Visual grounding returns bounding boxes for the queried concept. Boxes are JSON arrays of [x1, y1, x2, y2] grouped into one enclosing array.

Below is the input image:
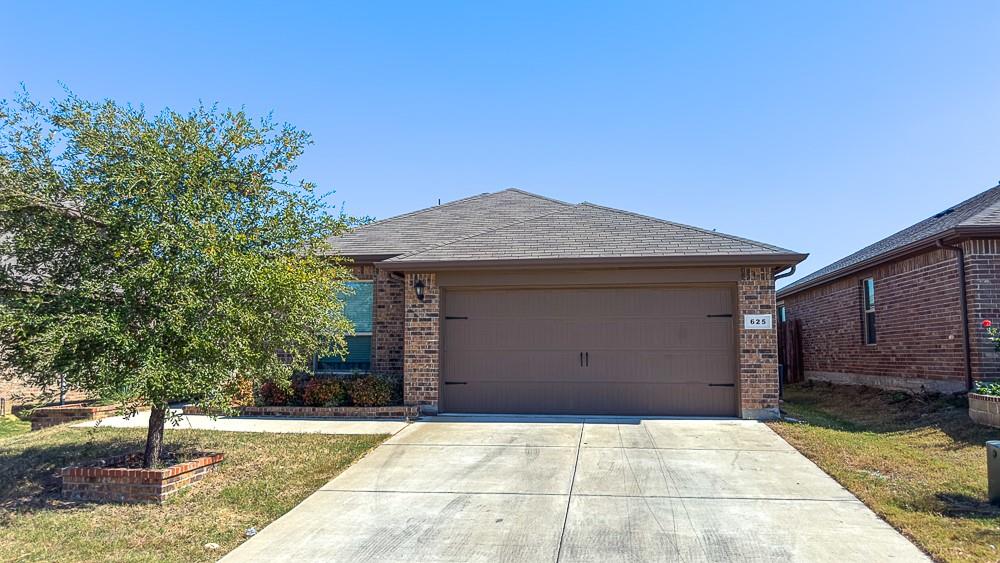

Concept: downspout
[[937, 239, 973, 391], [772, 265, 796, 400]]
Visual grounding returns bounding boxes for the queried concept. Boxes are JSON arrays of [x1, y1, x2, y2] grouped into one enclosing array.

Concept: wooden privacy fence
[[778, 319, 804, 386]]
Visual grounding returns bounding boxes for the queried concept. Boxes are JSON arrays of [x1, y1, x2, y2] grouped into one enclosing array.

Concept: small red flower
[[984, 320, 993, 328]]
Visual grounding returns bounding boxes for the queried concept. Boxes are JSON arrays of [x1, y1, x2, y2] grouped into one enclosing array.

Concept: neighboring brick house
[[777, 184, 1000, 394], [326, 189, 804, 419], [0, 366, 84, 415]]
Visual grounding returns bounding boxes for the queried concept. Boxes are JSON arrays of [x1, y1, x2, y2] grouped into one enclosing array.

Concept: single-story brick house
[[777, 183, 1000, 394], [324, 189, 805, 419]]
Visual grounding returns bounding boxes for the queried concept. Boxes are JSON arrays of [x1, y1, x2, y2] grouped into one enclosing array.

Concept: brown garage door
[[441, 286, 737, 416]]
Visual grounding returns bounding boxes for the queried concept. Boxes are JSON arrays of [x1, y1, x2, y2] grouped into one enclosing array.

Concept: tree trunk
[[143, 405, 167, 468]]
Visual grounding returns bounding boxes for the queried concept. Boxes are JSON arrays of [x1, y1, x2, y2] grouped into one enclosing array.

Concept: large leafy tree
[[0, 91, 354, 467]]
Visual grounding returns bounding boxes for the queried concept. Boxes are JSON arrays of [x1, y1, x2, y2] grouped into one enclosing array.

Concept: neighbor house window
[[316, 281, 373, 372], [861, 278, 876, 345]]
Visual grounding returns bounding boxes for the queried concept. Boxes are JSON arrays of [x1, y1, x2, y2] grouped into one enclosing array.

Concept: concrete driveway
[[222, 417, 928, 562]]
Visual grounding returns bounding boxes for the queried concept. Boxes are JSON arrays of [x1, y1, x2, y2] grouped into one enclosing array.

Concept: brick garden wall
[[738, 267, 779, 419], [403, 273, 439, 412], [779, 247, 967, 393]]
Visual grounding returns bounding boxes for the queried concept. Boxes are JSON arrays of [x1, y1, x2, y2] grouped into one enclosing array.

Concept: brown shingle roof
[[779, 183, 1000, 297], [384, 202, 797, 265], [329, 188, 804, 267], [324, 189, 570, 257]]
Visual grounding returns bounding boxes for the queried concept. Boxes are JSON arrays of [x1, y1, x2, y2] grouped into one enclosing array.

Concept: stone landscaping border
[[30, 403, 122, 431], [62, 452, 224, 503], [969, 393, 1000, 428], [181, 404, 418, 419]]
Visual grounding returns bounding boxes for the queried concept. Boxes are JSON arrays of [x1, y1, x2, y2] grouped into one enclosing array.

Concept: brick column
[[738, 267, 780, 419], [403, 273, 440, 413], [963, 239, 1000, 382], [373, 269, 405, 376]]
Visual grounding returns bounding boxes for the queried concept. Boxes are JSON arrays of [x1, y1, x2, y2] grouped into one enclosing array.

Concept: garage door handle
[[580, 352, 584, 367], [445, 316, 468, 320], [708, 383, 735, 387], [585, 352, 589, 367], [444, 381, 467, 385], [707, 314, 733, 318]]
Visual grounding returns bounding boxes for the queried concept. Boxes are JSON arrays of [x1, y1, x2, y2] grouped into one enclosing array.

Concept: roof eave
[[376, 253, 808, 272], [332, 253, 402, 263], [777, 226, 1000, 298]]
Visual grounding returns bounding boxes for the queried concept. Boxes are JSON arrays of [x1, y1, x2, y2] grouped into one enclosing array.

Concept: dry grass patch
[[770, 382, 1000, 562], [0, 424, 387, 562]]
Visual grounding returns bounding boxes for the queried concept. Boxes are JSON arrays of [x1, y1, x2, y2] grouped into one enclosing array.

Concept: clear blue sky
[[4, 2, 999, 286]]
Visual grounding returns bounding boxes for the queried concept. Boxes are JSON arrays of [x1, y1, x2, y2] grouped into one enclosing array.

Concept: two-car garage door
[[440, 286, 737, 416]]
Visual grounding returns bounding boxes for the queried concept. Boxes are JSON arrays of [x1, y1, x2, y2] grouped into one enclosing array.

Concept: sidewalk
[[75, 409, 409, 435]]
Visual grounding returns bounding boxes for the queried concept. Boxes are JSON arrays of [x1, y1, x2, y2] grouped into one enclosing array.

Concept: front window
[[316, 280, 373, 372], [777, 305, 787, 323], [861, 278, 876, 345]]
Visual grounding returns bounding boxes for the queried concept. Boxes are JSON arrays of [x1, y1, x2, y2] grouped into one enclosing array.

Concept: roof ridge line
[[577, 202, 792, 253], [958, 183, 1000, 225], [347, 191, 497, 230], [502, 188, 575, 207], [386, 205, 581, 261]]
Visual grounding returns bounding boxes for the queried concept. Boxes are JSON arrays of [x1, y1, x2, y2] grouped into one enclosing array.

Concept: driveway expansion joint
[[554, 422, 585, 563]]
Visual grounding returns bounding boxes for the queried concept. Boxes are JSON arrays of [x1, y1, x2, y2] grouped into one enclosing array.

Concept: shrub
[[303, 378, 347, 407], [226, 378, 255, 407], [258, 381, 290, 406], [289, 375, 311, 406], [348, 375, 395, 407], [974, 381, 1000, 397]]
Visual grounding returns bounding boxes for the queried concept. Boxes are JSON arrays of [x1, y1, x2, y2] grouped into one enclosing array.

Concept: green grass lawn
[[0, 423, 387, 562], [0, 416, 30, 440], [770, 382, 1000, 563]]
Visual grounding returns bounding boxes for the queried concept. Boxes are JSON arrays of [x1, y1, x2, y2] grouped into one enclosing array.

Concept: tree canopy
[[0, 91, 355, 466]]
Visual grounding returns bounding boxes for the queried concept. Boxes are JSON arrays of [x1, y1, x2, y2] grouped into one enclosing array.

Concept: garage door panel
[[445, 349, 734, 384], [449, 318, 734, 351], [444, 381, 735, 417], [442, 286, 737, 416]]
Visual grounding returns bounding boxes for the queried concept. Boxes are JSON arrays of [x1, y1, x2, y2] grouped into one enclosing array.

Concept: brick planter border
[[30, 403, 121, 431], [969, 393, 1000, 428], [62, 452, 224, 503], [181, 404, 417, 419]]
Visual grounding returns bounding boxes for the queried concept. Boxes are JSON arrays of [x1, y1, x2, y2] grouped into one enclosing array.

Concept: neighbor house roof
[[328, 188, 805, 269], [779, 183, 1000, 298]]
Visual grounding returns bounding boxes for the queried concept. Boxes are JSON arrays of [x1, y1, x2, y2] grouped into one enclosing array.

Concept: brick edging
[[62, 452, 224, 503], [30, 403, 129, 431], [181, 404, 417, 419]]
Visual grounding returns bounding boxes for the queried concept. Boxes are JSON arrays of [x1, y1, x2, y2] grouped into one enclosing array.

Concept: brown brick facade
[[964, 239, 1000, 381], [1, 364, 87, 415], [373, 269, 404, 375], [738, 267, 780, 419], [778, 241, 1000, 393], [403, 273, 439, 412]]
